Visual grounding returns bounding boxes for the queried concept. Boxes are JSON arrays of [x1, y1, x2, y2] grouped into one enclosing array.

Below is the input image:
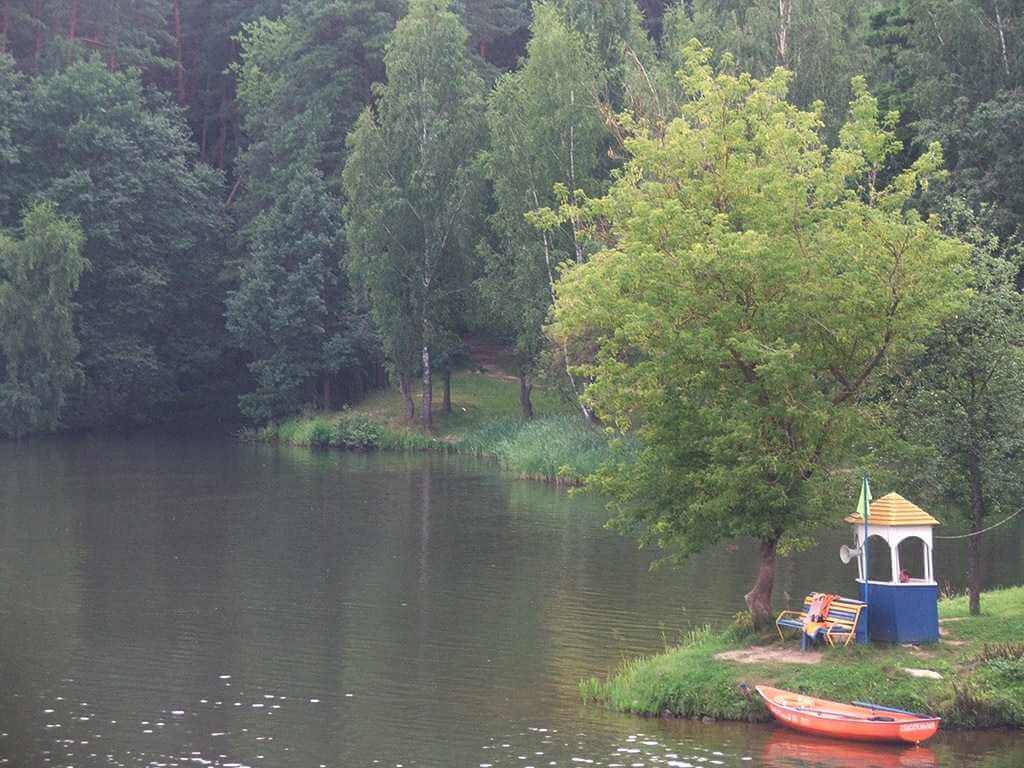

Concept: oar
[[851, 701, 930, 718], [789, 705, 895, 723]]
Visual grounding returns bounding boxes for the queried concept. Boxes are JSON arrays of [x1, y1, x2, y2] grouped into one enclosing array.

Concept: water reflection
[[0, 435, 1020, 767], [760, 731, 938, 767]]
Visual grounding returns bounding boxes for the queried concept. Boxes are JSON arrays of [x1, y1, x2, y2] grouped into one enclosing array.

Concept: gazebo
[[844, 492, 940, 643]]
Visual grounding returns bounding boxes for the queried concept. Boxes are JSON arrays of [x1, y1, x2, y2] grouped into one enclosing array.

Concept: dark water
[[0, 435, 1020, 768]]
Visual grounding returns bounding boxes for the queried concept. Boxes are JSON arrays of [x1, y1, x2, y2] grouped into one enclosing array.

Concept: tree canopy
[[892, 205, 1024, 615], [343, 0, 486, 424], [549, 44, 969, 626], [0, 201, 86, 437], [481, 2, 606, 417]]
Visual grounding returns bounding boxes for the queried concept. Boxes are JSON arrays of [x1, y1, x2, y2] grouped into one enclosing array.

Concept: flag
[[856, 476, 873, 519], [859, 475, 872, 642]]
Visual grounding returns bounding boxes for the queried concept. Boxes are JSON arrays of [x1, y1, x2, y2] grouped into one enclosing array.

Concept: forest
[[0, 0, 1017, 430], [2, 1, 1024, 617]]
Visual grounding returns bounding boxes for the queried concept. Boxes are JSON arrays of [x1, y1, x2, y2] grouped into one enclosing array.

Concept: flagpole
[[862, 475, 870, 642]]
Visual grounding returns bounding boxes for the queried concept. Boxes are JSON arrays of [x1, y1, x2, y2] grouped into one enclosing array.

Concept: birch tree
[[481, 2, 605, 418], [343, 0, 485, 425], [0, 201, 86, 437]]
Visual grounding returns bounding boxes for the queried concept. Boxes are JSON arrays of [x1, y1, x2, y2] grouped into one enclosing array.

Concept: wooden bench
[[776, 594, 866, 648]]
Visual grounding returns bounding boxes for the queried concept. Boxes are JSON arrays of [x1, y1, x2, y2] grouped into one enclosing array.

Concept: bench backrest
[[800, 594, 864, 630]]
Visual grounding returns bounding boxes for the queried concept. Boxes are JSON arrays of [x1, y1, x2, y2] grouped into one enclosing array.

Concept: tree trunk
[[519, 373, 534, 419], [33, 0, 44, 70], [322, 374, 332, 412], [1, 0, 9, 53], [172, 0, 186, 105], [777, 0, 793, 66], [442, 370, 451, 414], [421, 345, 433, 426], [399, 372, 415, 421], [967, 452, 985, 615], [68, 0, 79, 39], [745, 534, 781, 629]]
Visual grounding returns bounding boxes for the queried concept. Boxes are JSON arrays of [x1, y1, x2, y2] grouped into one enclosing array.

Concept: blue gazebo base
[[862, 582, 939, 643]]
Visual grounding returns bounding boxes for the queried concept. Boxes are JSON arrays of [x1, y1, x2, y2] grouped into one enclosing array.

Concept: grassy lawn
[[580, 586, 1024, 728], [350, 369, 575, 437]]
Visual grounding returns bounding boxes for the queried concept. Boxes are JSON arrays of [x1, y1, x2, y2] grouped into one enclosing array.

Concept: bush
[[333, 413, 385, 450]]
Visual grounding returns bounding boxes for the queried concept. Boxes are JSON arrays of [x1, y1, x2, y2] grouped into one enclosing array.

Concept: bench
[[776, 594, 866, 648]]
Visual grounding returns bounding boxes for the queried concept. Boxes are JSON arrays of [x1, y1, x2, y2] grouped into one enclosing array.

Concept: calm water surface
[[0, 435, 1020, 768]]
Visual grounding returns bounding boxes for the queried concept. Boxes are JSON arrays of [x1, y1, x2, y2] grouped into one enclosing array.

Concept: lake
[[0, 435, 1020, 767]]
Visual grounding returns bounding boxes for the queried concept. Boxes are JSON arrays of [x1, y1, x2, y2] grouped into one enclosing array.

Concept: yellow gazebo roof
[[844, 492, 940, 526]]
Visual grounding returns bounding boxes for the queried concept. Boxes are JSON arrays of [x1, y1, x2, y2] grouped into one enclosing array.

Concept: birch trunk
[[777, 0, 793, 66], [421, 344, 433, 426]]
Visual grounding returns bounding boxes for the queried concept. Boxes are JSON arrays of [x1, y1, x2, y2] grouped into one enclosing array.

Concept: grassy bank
[[580, 586, 1024, 729], [252, 369, 615, 483]]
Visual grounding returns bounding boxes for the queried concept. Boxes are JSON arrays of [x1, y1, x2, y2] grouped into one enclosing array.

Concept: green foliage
[[583, 586, 1024, 728], [552, 0, 652, 109], [332, 413, 386, 450], [228, 0, 399, 422], [253, 366, 612, 482], [0, 55, 25, 222], [0, 201, 86, 437], [480, 3, 606, 391], [890, 205, 1024, 611], [549, 44, 969, 622], [460, 414, 615, 482], [579, 628, 755, 719], [875, 1, 1024, 240], [5, 58, 227, 429], [261, 410, 436, 452], [344, 0, 487, 416], [667, 0, 877, 134]]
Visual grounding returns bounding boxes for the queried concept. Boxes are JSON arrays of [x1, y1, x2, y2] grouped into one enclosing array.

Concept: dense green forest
[[1, 0, 1020, 430], [3, 0, 1024, 615]]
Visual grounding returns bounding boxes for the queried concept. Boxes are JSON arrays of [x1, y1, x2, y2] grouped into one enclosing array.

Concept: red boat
[[756, 685, 941, 745]]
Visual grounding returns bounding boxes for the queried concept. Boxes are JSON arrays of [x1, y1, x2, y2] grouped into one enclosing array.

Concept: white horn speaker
[[839, 544, 862, 564]]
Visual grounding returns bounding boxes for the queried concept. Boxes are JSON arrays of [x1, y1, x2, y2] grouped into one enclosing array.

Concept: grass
[[252, 369, 615, 484], [580, 586, 1024, 728]]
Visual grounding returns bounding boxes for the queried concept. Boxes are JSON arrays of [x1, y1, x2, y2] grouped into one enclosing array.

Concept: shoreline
[[246, 370, 614, 486], [579, 586, 1024, 730]]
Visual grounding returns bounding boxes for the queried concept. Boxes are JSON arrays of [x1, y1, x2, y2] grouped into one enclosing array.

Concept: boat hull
[[756, 685, 940, 745]]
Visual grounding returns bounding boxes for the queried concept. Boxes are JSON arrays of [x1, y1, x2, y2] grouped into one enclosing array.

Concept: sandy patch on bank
[[714, 647, 822, 665]]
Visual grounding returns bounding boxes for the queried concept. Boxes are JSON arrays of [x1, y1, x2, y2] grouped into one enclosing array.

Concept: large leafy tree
[[0, 201, 86, 437], [344, 0, 486, 425], [548, 45, 969, 627], [481, 3, 605, 418], [892, 206, 1024, 615], [8, 58, 226, 428]]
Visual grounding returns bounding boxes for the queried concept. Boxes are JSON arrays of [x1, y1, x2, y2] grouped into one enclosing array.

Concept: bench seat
[[776, 594, 866, 648]]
